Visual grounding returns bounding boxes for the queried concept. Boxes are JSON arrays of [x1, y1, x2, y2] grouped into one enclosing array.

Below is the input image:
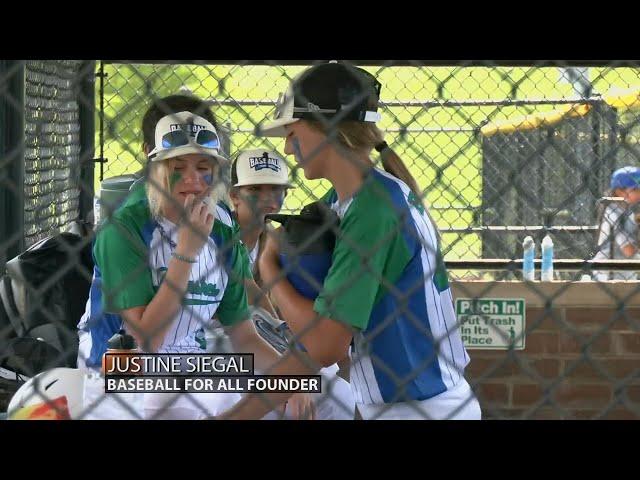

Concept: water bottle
[[102, 329, 139, 375], [541, 234, 554, 281], [93, 196, 101, 228], [522, 236, 535, 281]]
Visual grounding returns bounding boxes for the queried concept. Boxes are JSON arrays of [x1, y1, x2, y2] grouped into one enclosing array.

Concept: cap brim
[[264, 213, 324, 225], [257, 118, 300, 137], [148, 145, 229, 163], [234, 179, 294, 188], [264, 213, 296, 225]]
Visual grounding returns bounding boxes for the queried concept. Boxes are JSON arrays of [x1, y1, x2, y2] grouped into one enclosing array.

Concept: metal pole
[[99, 61, 105, 182], [446, 258, 640, 271], [0, 60, 25, 269], [78, 61, 96, 225]]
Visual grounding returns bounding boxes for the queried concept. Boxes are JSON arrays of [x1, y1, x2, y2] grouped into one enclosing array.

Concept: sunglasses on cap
[[160, 128, 221, 150], [274, 91, 289, 120]]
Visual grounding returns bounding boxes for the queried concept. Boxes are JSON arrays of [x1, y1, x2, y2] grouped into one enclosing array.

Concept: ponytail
[[375, 141, 421, 201], [375, 141, 441, 242], [307, 119, 441, 240]]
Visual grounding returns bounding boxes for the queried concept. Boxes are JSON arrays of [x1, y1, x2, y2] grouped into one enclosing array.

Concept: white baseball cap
[[232, 149, 292, 187], [147, 111, 228, 163], [257, 83, 300, 138]]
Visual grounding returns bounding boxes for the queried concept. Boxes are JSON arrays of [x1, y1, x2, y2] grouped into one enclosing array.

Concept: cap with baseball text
[[232, 149, 292, 187], [147, 111, 228, 163]]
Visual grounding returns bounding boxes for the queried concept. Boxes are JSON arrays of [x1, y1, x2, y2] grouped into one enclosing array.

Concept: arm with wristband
[[102, 194, 214, 352]]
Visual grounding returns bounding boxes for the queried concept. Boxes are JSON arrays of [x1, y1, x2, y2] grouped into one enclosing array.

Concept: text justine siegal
[[103, 354, 321, 393], [103, 353, 254, 375]]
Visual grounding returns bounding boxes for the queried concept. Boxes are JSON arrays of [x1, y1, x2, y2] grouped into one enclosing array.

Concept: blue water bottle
[[523, 236, 535, 281], [541, 234, 554, 281]]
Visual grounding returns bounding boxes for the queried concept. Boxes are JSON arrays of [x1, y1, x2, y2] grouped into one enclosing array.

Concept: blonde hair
[[308, 121, 423, 202], [308, 120, 442, 242], [145, 158, 226, 219]]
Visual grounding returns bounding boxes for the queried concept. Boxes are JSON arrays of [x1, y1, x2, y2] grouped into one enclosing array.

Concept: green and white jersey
[[77, 182, 249, 368], [314, 168, 470, 404]]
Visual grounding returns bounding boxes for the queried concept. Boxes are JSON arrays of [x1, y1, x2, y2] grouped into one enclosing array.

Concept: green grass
[[96, 64, 640, 260]]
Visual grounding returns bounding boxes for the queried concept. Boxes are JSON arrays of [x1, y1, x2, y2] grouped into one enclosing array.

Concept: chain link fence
[[1, 61, 640, 419]]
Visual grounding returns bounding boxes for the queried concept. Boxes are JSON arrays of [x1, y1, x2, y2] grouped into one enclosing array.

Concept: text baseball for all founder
[[105, 376, 322, 393], [102, 354, 322, 394]]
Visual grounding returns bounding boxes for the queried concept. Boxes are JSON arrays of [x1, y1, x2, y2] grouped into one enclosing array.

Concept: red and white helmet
[[8, 368, 85, 420]]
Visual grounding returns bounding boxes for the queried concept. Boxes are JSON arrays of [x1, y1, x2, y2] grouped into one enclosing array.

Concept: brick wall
[[454, 281, 640, 420], [2, 281, 639, 419]]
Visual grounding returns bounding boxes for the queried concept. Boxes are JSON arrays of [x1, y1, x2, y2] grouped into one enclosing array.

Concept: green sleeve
[[95, 218, 155, 312], [216, 241, 251, 326], [313, 206, 409, 331]]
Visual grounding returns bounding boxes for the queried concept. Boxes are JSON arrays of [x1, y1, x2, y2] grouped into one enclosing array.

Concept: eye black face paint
[[243, 192, 260, 208], [274, 191, 285, 211], [170, 172, 182, 191], [292, 137, 304, 164]]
